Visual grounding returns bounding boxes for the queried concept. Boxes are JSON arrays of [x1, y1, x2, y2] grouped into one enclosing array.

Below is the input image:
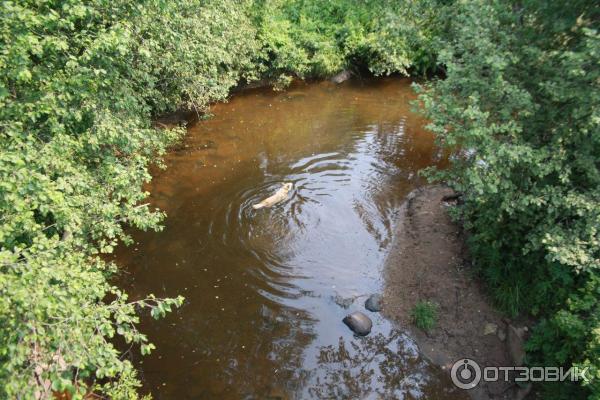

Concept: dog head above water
[[281, 182, 293, 192]]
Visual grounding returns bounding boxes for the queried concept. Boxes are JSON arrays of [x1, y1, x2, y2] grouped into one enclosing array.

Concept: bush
[[418, 1, 600, 397], [251, 0, 447, 83], [411, 300, 438, 332], [0, 0, 258, 397], [0, 0, 444, 397]]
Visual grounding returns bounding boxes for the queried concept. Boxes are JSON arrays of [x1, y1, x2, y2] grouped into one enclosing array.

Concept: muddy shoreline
[[153, 72, 354, 128], [383, 185, 532, 400]]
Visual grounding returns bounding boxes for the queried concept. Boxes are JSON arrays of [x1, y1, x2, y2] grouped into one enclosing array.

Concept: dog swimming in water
[[252, 183, 293, 209]]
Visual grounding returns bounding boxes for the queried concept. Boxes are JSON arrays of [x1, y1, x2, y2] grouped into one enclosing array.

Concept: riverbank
[[383, 186, 532, 400]]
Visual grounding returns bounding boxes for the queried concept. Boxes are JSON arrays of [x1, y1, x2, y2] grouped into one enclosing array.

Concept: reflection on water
[[114, 78, 465, 399]]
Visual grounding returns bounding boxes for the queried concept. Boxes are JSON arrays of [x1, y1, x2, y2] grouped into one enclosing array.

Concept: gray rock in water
[[331, 70, 351, 84], [343, 311, 372, 336], [332, 294, 354, 309], [364, 294, 383, 312]]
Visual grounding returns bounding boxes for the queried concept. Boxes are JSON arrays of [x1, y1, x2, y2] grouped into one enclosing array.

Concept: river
[[114, 77, 465, 399]]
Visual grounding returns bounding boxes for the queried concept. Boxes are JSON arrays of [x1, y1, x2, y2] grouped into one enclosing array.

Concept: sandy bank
[[383, 185, 531, 400]]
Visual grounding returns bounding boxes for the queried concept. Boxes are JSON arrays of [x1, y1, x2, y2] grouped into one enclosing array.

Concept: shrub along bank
[[5, 0, 597, 398], [0, 0, 440, 397], [251, 0, 444, 86], [418, 1, 599, 398]]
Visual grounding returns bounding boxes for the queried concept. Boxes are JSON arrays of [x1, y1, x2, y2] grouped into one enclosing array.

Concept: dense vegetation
[[2, 0, 598, 398], [253, 0, 443, 86], [0, 0, 439, 398], [419, 1, 599, 398]]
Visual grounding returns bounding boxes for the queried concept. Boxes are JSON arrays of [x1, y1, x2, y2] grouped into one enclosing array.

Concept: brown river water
[[114, 77, 465, 399]]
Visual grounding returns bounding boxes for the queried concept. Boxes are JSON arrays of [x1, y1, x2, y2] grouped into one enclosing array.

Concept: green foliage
[[251, 0, 447, 83], [411, 300, 438, 332], [418, 0, 599, 397], [0, 0, 259, 397], [0, 0, 462, 397]]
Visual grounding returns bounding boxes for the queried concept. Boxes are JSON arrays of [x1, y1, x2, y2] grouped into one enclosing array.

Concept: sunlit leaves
[[418, 1, 600, 397], [0, 0, 449, 397], [251, 0, 445, 82]]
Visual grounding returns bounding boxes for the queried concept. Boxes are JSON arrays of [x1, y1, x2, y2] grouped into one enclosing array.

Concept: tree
[[418, 1, 600, 397]]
